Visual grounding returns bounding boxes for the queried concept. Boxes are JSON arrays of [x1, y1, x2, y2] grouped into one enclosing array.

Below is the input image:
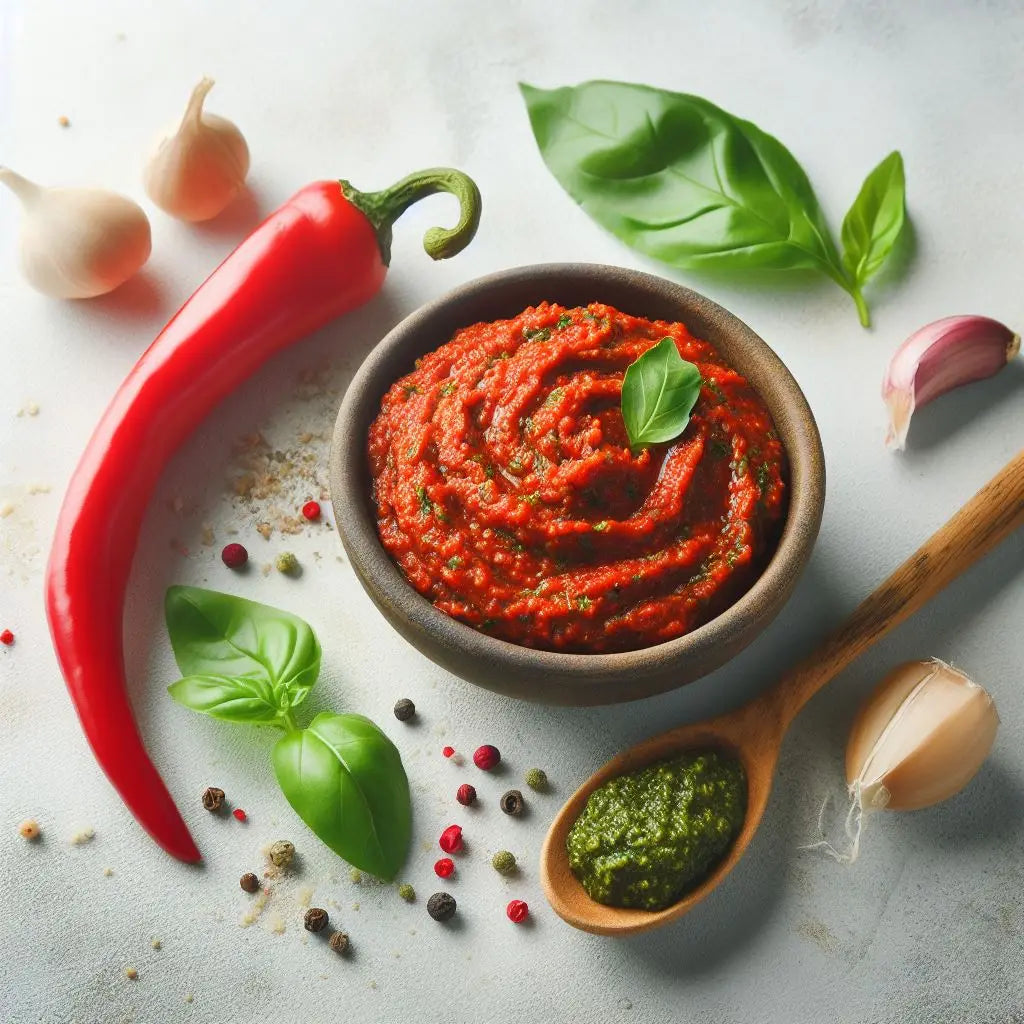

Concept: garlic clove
[[143, 77, 250, 222], [846, 658, 998, 812], [0, 167, 151, 299], [882, 315, 1019, 450]]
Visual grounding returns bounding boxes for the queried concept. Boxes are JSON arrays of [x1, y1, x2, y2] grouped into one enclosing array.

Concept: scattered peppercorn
[[473, 744, 501, 770], [304, 907, 329, 932], [438, 824, 463, 854], [393, 697, 416, 722], [124, 967, 139, 980], [268, 840, 295, 868], [434, 857, 455, 878], [398, 883, 415, 902], [506, 899, 529, 923], [491, 850, 517, 875], [456, 783, 477, 806], [525, 768, 548, 791], [18, 819, 40, 841], [57, 115, 71, 128], [232, 808, 247, 822], [500, 790, 525, 816], [0, 629, 14, 646], [427, 892, 457, 922], [220, 542, 248, 569], [275, 551, 299, 574], [328, 930, 350, 954], [201, 786, 225, 812], [442, 746, 455, 758], [301, 500, 321, 521], [350, 868, 362, 883], [239, 872, 260, 893]]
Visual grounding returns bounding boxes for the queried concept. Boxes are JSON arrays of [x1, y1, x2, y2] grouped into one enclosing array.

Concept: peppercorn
[[275, 551, 298, 574], [304, 907, 329, 933], [328, 930, 350, 954], [456, 783, 477, 806], [239, 872, 260, 893], [491, 850, 517, 875], [442, 746, 455, 758], [221, 542, 248, 569], [500, 789, 525, 816], [124, 967, 139, 980], [201, 786, 225, 812], [438, 824, 463, 854], [232, 808, 247, 822], [427, 892, 457, 922], [17, 819, 40, 841], [350, 868, 362, 883], [301, 500, 321, 521], [398, 883, 415, 902], [434, 857, 455, 878], [506, 899, 529, 923], [268, 840, 295, 868], [525, 768, 548, 791], [0, 628, 15, 646], [473, 744, 501, 770], [393, 697, 416, 722]]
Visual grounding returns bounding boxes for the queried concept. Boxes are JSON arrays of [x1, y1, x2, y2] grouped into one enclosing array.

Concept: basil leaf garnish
[[273, 712, 412, 881], [164, 586, 320, 722], [520, 79, 904, 327], [621, 337, 702, 449]]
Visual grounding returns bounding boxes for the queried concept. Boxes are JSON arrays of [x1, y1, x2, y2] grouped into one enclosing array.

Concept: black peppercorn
[[393, 698, 416, 722], [239, 872, 260, 893], [202, 786, 225, 812], [328, 930, 350, 954], [304, 907, 329, 933], [427, 891, 457, 922], [499, 789, 525, 816]]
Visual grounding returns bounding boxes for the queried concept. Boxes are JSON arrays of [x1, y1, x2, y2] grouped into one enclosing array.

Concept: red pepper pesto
[[367, 302, 787, 653]]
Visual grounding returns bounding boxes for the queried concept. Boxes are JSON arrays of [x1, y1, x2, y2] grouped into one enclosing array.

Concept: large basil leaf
[[165, 586, 320, 721], [273, 713, 412, 880], [621, 337, 702, 448]]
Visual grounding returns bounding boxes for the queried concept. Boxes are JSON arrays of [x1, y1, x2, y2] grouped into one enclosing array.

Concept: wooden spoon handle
[[771, 449, 1024, 728]]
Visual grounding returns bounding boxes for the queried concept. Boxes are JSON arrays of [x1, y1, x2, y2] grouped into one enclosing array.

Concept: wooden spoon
[[541, 450, 1024, 936]]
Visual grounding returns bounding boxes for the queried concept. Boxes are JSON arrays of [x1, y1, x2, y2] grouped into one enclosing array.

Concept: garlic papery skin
[[0, 167, 152, 299], [144, 78, 250, 222], [883, 315, 1019, 450], [846, 659, 998, 812]]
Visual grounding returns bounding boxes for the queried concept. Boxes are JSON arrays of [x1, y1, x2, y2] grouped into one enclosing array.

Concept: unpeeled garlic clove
[[143, 77, 250, 222], [882, 315, 1019, 450], [0, 167, 151, 299], [846, 658, 998, 812]]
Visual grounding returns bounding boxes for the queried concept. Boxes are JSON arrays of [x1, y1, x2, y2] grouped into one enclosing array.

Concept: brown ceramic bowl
[[329, 264, 825, 706]]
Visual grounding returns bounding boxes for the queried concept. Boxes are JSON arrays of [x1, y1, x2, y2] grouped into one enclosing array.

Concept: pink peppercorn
[[232, 808, 247, 822], [301, 500, 321, 521], [0, 629, 14, 646], [473, 744, 500, 771], [221, 543, 248, 569], [434, 857, 455, 878], [442, 746, 455, 759], [456, 783, 477, 806], [438, 824, 462, 854], [507, 899, 529, 923]]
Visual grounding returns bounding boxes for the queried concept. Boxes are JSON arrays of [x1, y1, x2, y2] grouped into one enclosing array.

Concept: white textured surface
[[2, 2, 1024, 1022]]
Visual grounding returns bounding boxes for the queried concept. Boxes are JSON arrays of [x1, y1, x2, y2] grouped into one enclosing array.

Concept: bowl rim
[[330, 262, 824, 689]]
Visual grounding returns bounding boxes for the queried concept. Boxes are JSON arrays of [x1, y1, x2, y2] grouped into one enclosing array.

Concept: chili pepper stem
[[339, 168, 482, 265]]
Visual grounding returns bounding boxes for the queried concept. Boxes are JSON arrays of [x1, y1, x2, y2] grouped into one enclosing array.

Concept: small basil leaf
[[167, 673, 283, 724], [164, 586, 320, 710], [273, 712, 412, 881], [621, 338, 702, 448], [840, 150, 906, 324]]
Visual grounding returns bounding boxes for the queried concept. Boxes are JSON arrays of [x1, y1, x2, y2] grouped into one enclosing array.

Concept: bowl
[[329, 263, 825, 706]]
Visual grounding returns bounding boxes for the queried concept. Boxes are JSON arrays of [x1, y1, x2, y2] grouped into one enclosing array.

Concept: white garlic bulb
[[143, 77, 250, 222], [0, 167, 151, 299]]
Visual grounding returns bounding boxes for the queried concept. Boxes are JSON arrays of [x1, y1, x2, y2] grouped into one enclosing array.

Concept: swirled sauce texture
[[368, 303, 786, 654]]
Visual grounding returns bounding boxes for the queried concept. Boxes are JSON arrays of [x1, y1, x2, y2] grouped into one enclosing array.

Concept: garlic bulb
[[0, 167, 151, 299], [883, 315, 1019, 450], [144, 78, 250, 222], [846, 658, 998, 811]]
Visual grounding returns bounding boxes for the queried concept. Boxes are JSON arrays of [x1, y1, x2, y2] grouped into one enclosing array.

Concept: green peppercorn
[[304, 907, 329, 933], [525, 768, 548, 791], [398, 883, 415, 902], [500, 789, 525, 816], [393, 698, 416, 722], [491, 850, 517, 875], [350, 868, 362, 884], [268, 840, 294, 868], [275, 551, 299, 574], [427, 892, 457, 922]]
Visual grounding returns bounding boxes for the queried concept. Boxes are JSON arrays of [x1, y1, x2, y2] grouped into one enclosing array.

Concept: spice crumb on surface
[[17, 818, 40, 840], [150, 939, 162, 950], [349, 868, 362, 883], [26, 483, 50, 495], [184, 994, 194, 1004], [240, 889, 269, 927], [57, 115, 70, 127], [124, 967, 138, 981], [103, 866, 114, 876], [69, 826, 95, 845], [0, 502, 13, 518]]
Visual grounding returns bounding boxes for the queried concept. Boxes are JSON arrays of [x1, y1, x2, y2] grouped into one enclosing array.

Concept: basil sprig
[[520, 80, 906, 327], [621, 338, 702, 449], [165, 586, 411, 880]]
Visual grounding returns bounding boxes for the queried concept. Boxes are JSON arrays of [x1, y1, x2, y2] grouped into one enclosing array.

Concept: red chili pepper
[[44, 169, 481, 863]]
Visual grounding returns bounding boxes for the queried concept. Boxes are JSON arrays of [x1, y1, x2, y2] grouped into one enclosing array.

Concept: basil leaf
[[167, 673, 284, 724], [621, 338, 702, 448], [840, 151, 906, 325], [164, 586, 320, 718], [273, 712, 412, 880]]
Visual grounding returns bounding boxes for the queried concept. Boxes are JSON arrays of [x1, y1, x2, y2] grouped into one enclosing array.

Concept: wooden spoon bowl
[[542, 450, 1024, 936]]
